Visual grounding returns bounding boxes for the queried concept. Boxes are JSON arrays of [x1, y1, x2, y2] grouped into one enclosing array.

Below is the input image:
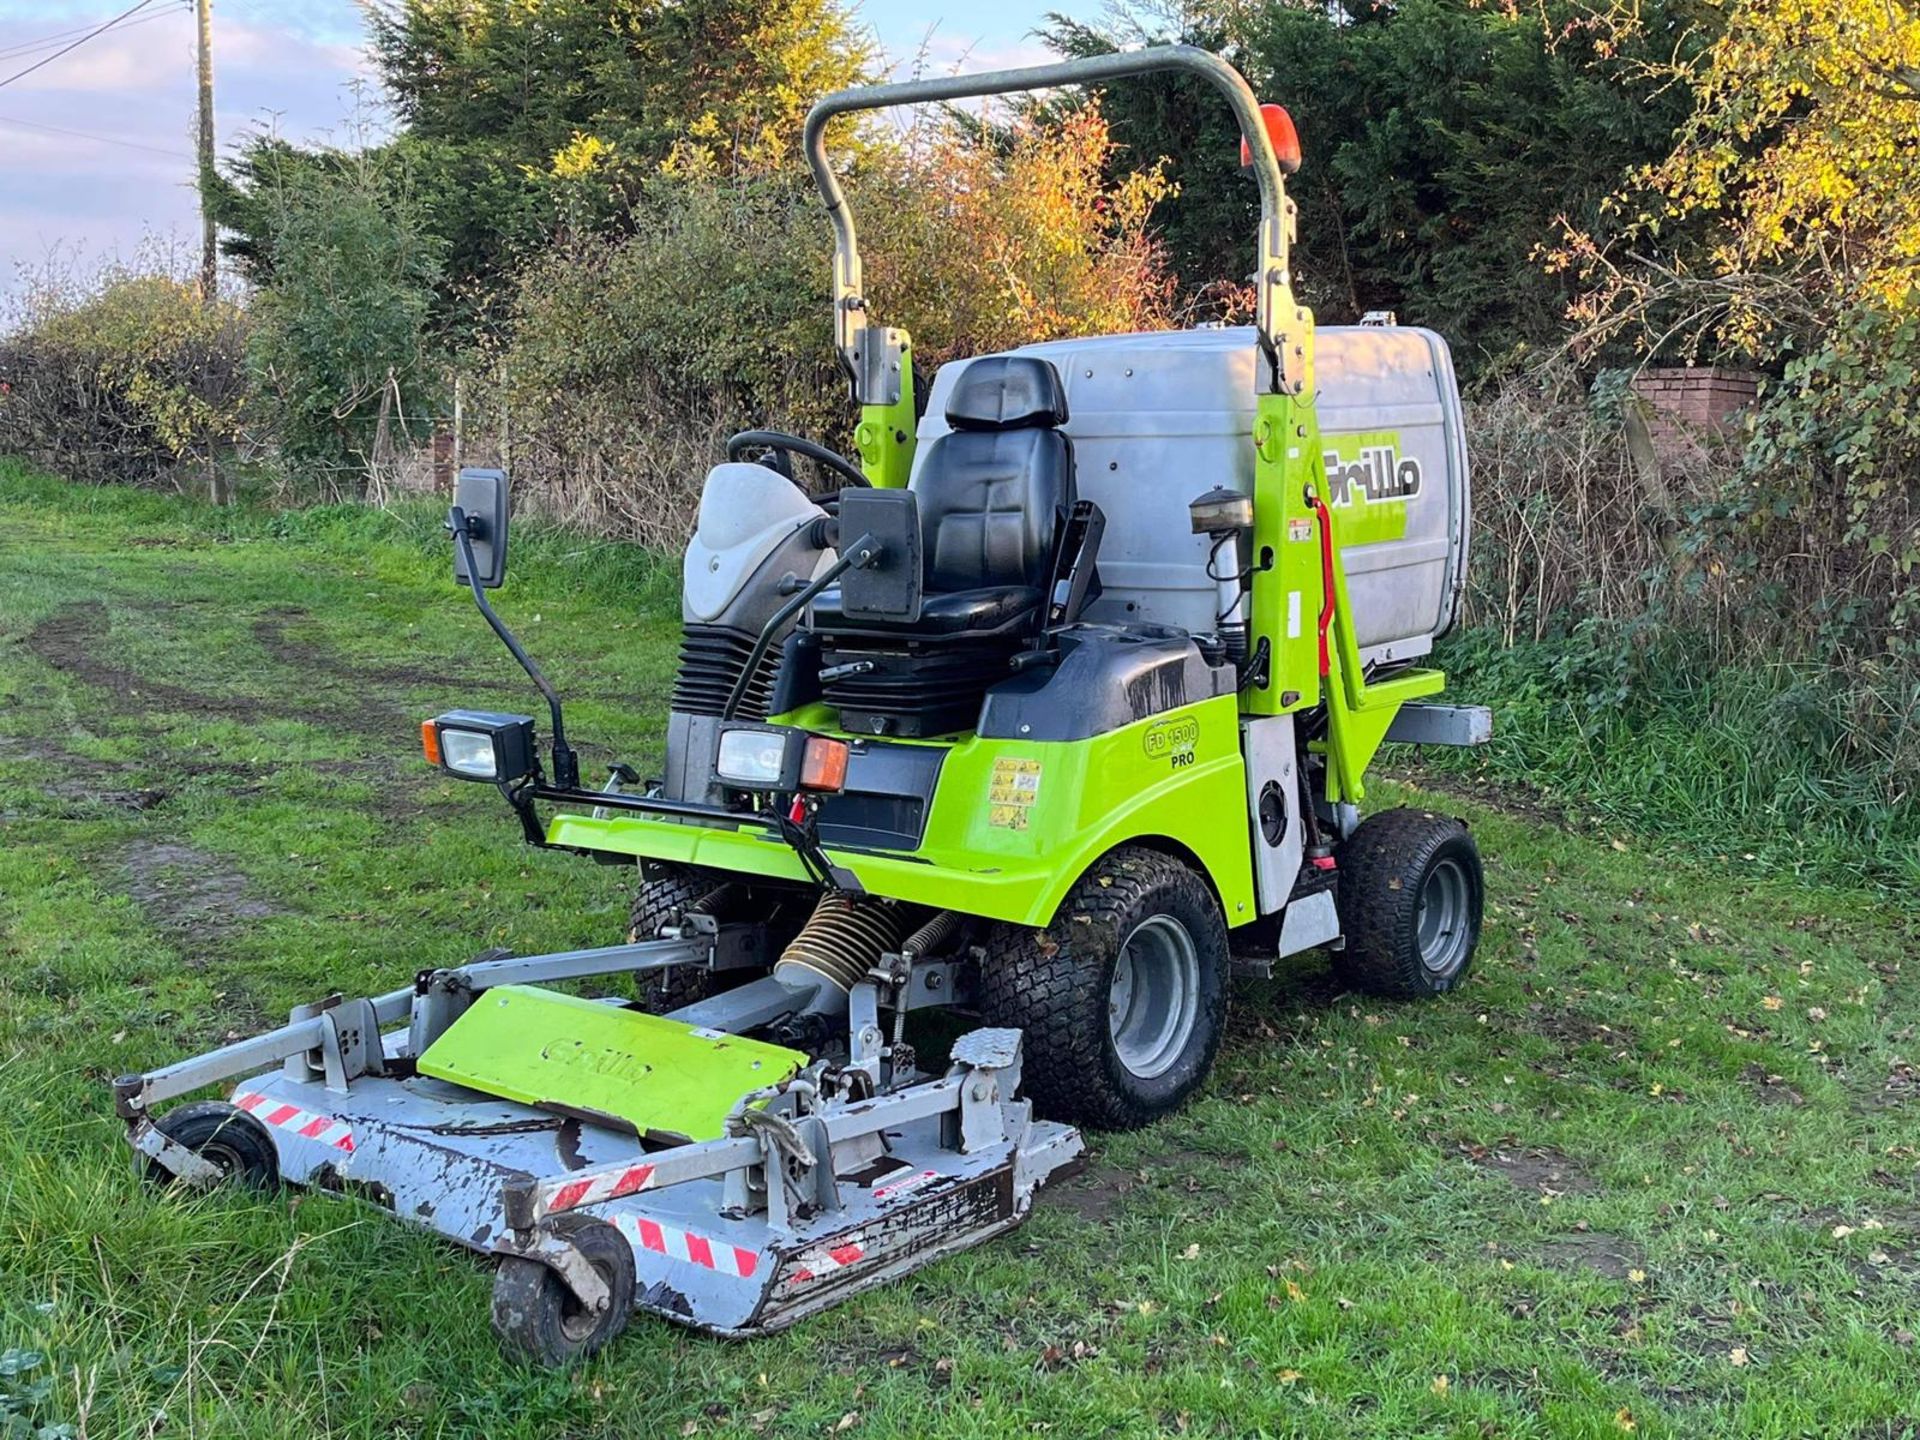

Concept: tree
[[246, 150, 444, 496], [1560, 0, 1919, 361], [370, 0, 875, 175], [1558, 0, 1920, 656], [1041, 0, 1709, 377]]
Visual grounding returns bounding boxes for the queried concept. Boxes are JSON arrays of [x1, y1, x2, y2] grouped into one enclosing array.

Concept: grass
[[0, 463, 1915, 1440], [1422, 626, 1920, 893]]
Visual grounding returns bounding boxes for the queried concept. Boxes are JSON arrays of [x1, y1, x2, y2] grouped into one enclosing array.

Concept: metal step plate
[[415, 985, 807, 1142]]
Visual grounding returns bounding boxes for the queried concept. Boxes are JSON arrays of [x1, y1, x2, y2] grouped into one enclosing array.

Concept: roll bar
[[802, 45, 1310, 400]]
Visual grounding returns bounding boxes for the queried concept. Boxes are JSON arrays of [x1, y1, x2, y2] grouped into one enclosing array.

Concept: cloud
[[883, 28, 1058, 80], [0, 7, 378, 288]]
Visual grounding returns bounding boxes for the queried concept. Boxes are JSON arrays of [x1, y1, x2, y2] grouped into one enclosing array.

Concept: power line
[[0, 110, 191, 158], [0, 0, 165, 92], [0, 6, 189, 64]]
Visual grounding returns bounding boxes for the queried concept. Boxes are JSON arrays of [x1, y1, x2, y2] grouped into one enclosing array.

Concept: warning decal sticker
[[987, 757, 1042, 830]]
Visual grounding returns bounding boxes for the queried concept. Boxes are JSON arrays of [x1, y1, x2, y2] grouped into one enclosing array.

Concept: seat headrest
[[944, 356, 1070, 432]]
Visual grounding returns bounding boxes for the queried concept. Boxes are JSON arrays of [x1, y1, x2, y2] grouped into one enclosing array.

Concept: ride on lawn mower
[[116, 46, 1491, 1366]]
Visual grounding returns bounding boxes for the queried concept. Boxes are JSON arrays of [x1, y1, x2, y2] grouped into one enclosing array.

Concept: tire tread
[[1334, 808, 1481, 998], [980, 847, 1226, 1131]]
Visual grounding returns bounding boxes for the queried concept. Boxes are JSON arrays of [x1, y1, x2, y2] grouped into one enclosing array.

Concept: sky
[[0, 0, 1086, 294]]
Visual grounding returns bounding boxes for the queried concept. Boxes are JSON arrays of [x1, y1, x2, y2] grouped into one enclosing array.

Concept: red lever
[[1309, 493, 1337, 678]]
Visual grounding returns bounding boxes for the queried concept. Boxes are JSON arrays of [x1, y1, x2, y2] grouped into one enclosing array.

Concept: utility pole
[[196, 0, 226, 503], [195, 0, 216, 306]]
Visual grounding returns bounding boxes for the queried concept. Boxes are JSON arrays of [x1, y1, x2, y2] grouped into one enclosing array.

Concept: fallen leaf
[[1628, 1268, 1647, 1284], [1277, 1369, 1303, 1384], [1762, 996, 1784, 1011], [1807, 1007, 1828, 1022], [1615, 1406, 1636, 1432], [1729, 1347, 1749, 1366], [833, 1413, 860, 1433], [1431, 1375, 1450, 1396], [1178, 1243, 1201, 1261]]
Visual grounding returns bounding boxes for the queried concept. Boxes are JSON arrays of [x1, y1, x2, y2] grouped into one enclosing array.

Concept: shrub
[[470, 105, 1174, 545], [246, 149, 444, 500], [0, 265, 248, 496], [1447, 366, 1919, 884]]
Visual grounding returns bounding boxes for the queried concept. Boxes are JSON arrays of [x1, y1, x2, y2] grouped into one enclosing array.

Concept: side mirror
[[453, 468, 510, 590]]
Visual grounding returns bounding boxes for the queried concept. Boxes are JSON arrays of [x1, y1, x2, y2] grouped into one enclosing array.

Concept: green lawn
[[0, 465, 1914, 1440]]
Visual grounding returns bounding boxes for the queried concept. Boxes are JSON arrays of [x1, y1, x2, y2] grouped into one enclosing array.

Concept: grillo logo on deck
[[1322, 437, 1422, 507], [1142, 712, 1200, 769]]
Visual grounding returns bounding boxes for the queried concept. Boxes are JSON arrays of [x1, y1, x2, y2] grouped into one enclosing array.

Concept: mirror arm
[[720, 532, 879, 723], [448, 505, 580, 791]]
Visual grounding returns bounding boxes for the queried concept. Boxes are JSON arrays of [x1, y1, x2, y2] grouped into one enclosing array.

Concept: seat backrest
[[911, 356, 1074, 594]]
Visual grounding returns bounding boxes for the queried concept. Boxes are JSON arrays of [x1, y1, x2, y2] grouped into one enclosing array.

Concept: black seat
[[811, 355, 1075, 734], [814, 356, 1074, 637]]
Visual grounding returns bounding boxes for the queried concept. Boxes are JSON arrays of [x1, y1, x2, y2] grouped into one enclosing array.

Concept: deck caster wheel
[[981, 846, 1228, 1131], [1334, 808, 1484, 998], [491, 1214, 636, 1368], [140, 1101, 279, 1190]]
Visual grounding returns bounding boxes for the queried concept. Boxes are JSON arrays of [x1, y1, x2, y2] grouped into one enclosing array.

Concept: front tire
[[1334, 808, 1484, 998], [627, 862, 719, 1013], [980, 847, 1228, 1131]]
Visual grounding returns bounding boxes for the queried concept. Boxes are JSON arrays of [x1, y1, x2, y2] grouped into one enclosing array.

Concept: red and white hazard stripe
[[788, 1237, 867, 1285], [871, 1168, 938, 1203], [232, 1090, 356, 1153], [610, 1214, 760, 1280], [537, 1163, 658, 1219]]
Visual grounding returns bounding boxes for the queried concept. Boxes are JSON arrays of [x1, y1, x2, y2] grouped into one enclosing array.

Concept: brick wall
[[1629, 366, 1762, 462]]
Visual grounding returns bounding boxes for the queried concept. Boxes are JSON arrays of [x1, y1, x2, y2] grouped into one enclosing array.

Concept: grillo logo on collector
[[1323, 441, 1422, 506]]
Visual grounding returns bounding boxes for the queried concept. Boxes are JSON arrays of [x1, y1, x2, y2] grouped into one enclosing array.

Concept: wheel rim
[[1416, 856, 1472, 977], [556, 1263, 608, 1344], [1107, 915, 1201, 1080], [197, 1140, 244, 1177]]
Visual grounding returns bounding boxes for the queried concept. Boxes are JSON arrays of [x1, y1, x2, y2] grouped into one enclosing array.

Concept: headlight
[[716, 725, 848, 793], [716, 726, 800, 789], [422, 710, 537, 784]]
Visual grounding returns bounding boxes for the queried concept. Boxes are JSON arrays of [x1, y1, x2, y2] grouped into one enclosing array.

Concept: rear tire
[[980, 847, 1228, 1131], [1334, 808, 1483, 998], [627, 862, 719, 1013], [140, 1101, 279, 1190], [491, 1213, 636, 1368]]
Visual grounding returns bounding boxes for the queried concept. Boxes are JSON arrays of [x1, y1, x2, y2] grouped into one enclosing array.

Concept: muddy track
[[25, 599, 418, 743], [25, 601, 218, 716], [118, 839, 284, 933], [252, 609, 479, 693]]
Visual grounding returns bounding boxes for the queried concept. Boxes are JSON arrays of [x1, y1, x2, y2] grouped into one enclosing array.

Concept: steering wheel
[[727, 430, 871, 491]]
